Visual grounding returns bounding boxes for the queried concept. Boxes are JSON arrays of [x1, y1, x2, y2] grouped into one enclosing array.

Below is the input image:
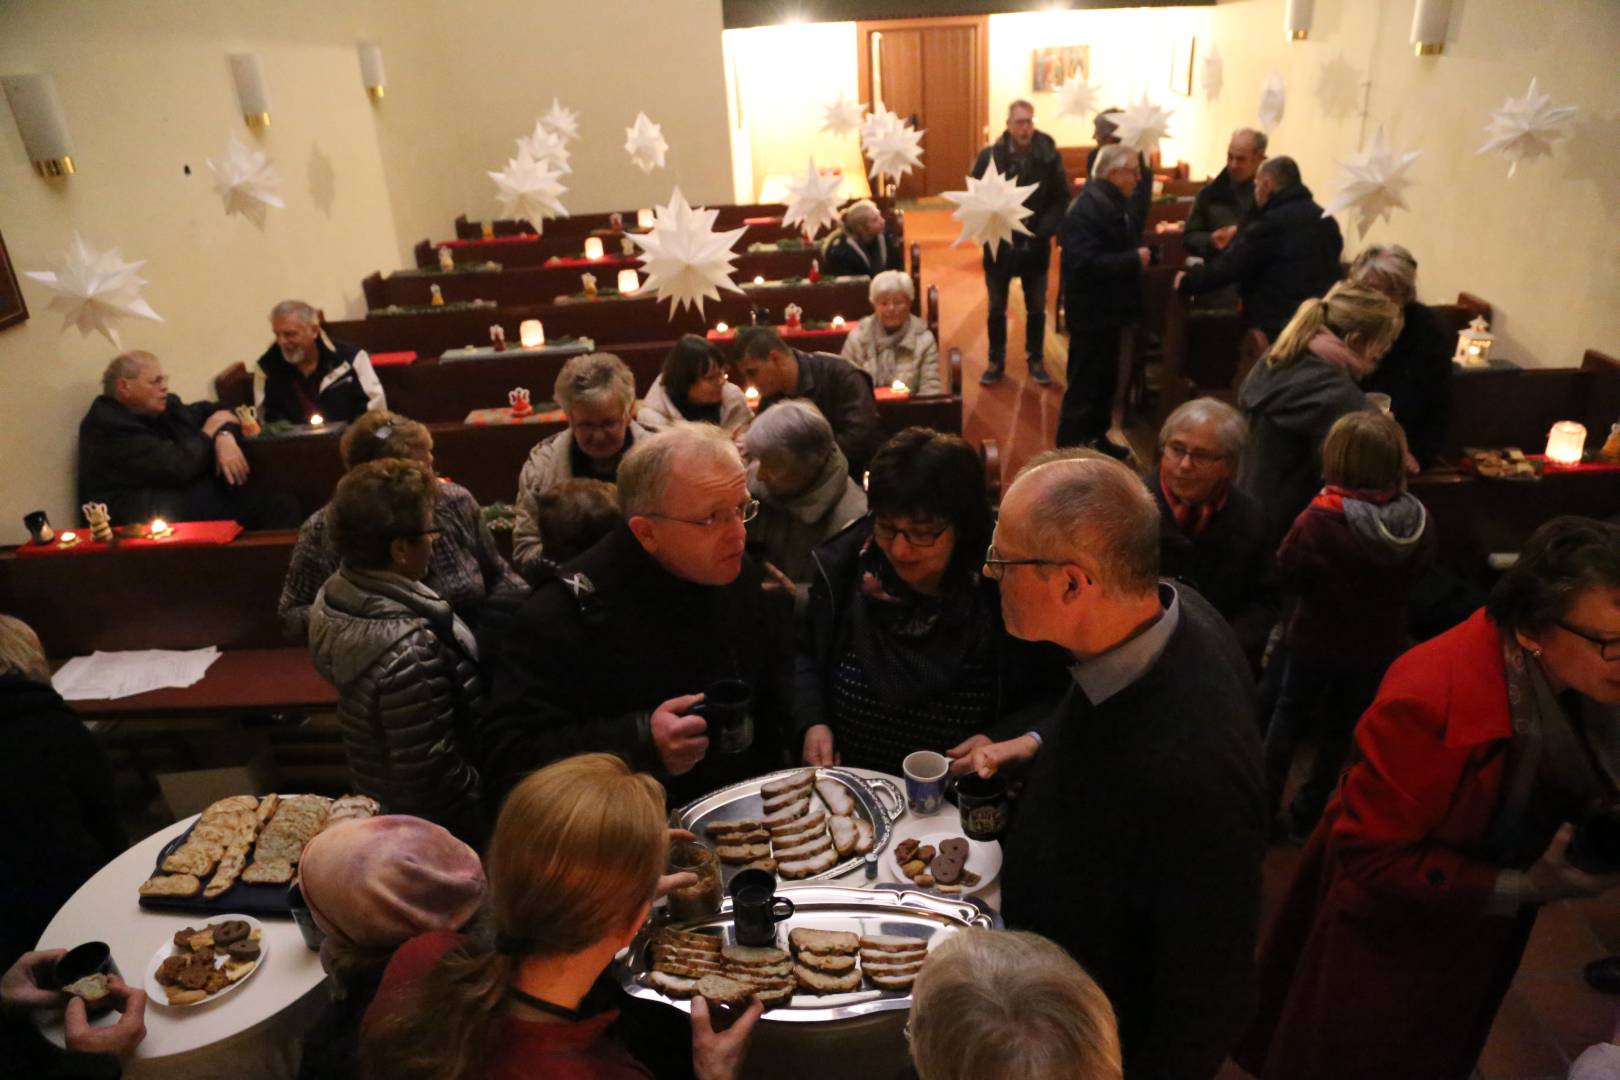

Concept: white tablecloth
[[34, 814, 328, 1080]]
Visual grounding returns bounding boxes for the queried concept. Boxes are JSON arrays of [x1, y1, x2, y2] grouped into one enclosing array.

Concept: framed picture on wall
[[1032, 45, 1089, 94], [0, 228, 27, 332], [1169, 35, 1197, 97]]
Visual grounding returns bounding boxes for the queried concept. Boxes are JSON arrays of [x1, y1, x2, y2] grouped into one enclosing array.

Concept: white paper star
[[1201, 45, 1224, 101], [1258, 72, 1286, 132], [781, 159, 844, 240], [489, 150, 569, 230], [206, 136, 285, 225], [24, 234, 163, 346], [1055, 74, 1103, 120], [860, 106, 900, 149], [517, 121, 572, 177], [821, 91, 866, 137], [862, 110, 925, 184], [1322, 126, 1422, 236], [624, 112, 668, 175], [1478, 77, 1579, 178], [943, 161, 1039, 256], [1112, 94, 1174, 153], [541, 97, 580, 143], [628, 188, 747, 316]]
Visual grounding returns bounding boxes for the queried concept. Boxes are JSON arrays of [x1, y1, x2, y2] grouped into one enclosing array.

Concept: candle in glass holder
[[715, 322, 729, 334], [309, 413, 325, 427], [617, 269, 640, 294], [891, 379, 909, 394], [583, 236, 604, 260], [636, 208, 654, 228], [1544, 421, 1586, 466], [519, 319, 546, 348]]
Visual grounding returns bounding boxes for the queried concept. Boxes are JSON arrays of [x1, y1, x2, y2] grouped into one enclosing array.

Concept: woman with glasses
[[637, 334, 753, 447], [308, 457, 487, 844], [1151, 398, 1275, 666], [1240, 516, 1620, 1080], [795, 428, 1064, 775], [841, 270, 942, 397]]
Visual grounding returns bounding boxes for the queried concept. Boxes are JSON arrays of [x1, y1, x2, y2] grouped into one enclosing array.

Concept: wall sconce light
[[2, 73, 76, 176], [357, 42, 386, 102], [1285, 0, 1314, 40], [228, 52, 272, 129], [1411, 0, 1452, 55]]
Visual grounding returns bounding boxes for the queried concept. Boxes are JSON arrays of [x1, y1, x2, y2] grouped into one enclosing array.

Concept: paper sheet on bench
[[52, 647, 220, 700]]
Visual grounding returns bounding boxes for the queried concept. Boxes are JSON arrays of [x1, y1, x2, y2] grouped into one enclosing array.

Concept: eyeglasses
[[873, 519, 951, 547], [643, 499, 759, 529], [1162, 441, 1227, 467], [982, 542, 1068, 581], [1557, 621, 1620, 661], [572, 417, 627, 436]]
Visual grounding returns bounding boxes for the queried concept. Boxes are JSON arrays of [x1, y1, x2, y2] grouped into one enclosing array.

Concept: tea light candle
[[617, 269, 640, 294], [519, 319, 546, 348], [58, 531, 80, 549], [753, 275, 765, 285], [149, 518, 174, 539], [309, 413, 325, 427], [583, 236, 604, 260], [715, 322, 729, 334], [636, 208, 654, 228], [831, 315, 845, 327], [744, 385, 760, 409], [1544, 421, 1587, 466], [891, 379, 909, 394]]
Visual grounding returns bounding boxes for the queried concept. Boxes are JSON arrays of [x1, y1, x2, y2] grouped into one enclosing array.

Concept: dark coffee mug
[[288, 883, 326, 952], [52, 941, 120, 1015], [733, 884, 794, 947], [23, 510, 54, 545], [693, 679, 753, 755], [956, 773, 1010, 841]]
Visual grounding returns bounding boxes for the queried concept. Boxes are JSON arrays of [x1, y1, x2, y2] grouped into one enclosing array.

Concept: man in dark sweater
[[477, 423, 791, 810], [977, 452, 1266, 1080], [255, 299, 385, 425], [1181, 128, 1266, 259], [737, 328, 884, 479]]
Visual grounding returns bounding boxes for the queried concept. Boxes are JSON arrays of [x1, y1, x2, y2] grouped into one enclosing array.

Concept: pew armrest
[[927, 285, 940, 343], [1457, 292, 1492, 323], [949, 348, 962, 395], [413, 239, 435, 269], [213, 362, 254, 411], [980, 438, 1002, 506]]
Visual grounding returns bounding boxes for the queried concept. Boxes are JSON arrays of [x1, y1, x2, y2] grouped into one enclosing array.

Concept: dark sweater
[[76, 393, 237, 524], [1360, 301, 1454, 466], [1183, 166, 1255, 259], [760, 350, 884, 480], [1001, 587, 1266, 1080], [1059, 179, 1144, 331], [1151, 480, 1276, 665]]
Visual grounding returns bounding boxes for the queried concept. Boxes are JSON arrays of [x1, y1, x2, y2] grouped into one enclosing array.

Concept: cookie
[[226, 939, 262, 961], [211, 920, 251, 946], [165, 986, 208, 1006], [178, 963, 213, 990], [172, 926, 201, 949], [155, 955, 191, 986]]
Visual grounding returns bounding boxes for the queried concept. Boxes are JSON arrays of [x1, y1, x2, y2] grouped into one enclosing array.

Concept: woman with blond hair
[[1237, 281, 1403, 545], [360, 753, 758, 1080]]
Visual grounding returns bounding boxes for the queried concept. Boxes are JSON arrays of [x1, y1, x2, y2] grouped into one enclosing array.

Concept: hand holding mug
[[652, 694, 709, 775]]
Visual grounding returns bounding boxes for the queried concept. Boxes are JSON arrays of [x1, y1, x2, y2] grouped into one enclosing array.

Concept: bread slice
[[741, 857, 778, 873], [770, 818, 829, 847], [241, 858, 294, 884], [772, 832, 833, 860], [768, 809, 827, 837], [861, 955, 926, 973], [203, 849, 246, 899], [728, 961, 793, 980], [793, 965, 862, 993], [762, 799, 811, 826], [854, 818, 875, 855], [859, 934, 924, 953], [654, 958, 726, 979], [760, 770, 815, 798], [162, 840, 225, 877], [779, 847, 840, 879], [814, 779, 856, 816], [828, 815, 858, 856], [753, 982, 796, 1007], [704, 818, 762, 837], [721, 945, 789, 967], [697, 974, 757, 1008], [795, 951, 856, 973], [790, 928, 859, 955], [715, 842, 772, 864], [204, 795, 259, 816], [648, 971, 699, 998], [139, 873, 202, 898], [868, 971, 921, 990], [652, 945, 727, 968], [763, 786, 813, 813], [655, 928, 722, 953]]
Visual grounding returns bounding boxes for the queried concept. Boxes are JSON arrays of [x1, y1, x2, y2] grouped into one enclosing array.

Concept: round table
[[34, 814, 328, 1080]]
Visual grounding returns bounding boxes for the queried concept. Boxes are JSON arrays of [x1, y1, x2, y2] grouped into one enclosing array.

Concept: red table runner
[[438, 235, 540, 248], [369, 350, 418, 368], [18, 520, 244, 558], [545, 254, 639, 269], [464, 407, 567, 427]]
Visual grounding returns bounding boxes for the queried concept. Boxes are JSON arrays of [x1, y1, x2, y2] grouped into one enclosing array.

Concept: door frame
[[855, 15, 990, 155]]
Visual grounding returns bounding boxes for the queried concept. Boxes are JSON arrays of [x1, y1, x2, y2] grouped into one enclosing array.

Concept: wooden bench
[[454, 198, 898, 239], [1415, 465, 1620, 573]]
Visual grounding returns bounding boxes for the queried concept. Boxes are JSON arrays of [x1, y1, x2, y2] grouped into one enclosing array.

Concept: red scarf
[[1309, 484, 1398, 514], [1159, 466, 1228, 539]]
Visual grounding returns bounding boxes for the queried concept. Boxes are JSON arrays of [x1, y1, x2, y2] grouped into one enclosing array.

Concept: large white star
[[1200, 44, 1224, 101], [489, 149, 569, 229], [541, 97, 580, 143], [1258, 72, 1286, 132], [517, 121, 572, 177], [24, 234, 163, 346], [1478, 77, 1579, 178], [628, 188, 747, 316], [781, 159, 844, 241], [1113, 93, 1174, 153], [207, 135, 285, 225], [821, 90, 866, 137], [624, 112, 669, 175], [1055, 74, 1102, 121], [943, 161, 1038, 256], [1322, 126, 1422, 236], [862, 109, 925, 184]]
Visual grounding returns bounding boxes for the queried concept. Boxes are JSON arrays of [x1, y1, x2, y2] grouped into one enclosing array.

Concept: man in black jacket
[[1086, 110, 1153, 235], [76, 351, 300, 528], [478, 423, 791, 809], [1175, 156, 1343, 341], [981, 452, 1266, 1080], [1057, 145, 1151, 452], [1181, 128, 1267, 258], [973, 101, 1071, 387], [255, 300, 385, 425], [737, 328, 884, 479]]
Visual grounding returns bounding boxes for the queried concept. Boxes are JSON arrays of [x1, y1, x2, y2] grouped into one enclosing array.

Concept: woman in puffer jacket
[[841, 270, 942, 397], [309, 458, 487, 845]]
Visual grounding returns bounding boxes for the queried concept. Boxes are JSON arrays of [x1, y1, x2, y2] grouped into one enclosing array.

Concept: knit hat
[[299, 815, 485, 958]]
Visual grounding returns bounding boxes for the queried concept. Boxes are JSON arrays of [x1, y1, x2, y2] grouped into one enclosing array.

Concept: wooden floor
[[912, 203, 1620, 1079]]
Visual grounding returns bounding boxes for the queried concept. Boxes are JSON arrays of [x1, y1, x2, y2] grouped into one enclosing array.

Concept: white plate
[[144, 914, 267, 1008], [878, 829, 1000, 897]]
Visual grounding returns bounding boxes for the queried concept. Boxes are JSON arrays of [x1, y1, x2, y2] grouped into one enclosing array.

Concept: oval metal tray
[[673, 768, 904, 887], [618, 883, 999, 1022]]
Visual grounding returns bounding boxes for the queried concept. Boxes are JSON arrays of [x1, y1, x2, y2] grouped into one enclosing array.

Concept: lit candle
[[309, 413, 325, 427], [583, 236, 604, 260], [753, 275, 765, 285], [891, 379, 909, 394], [520, 319, 546, 348], [1544, 421, 1587, 465], [617, 269, 641, 294], [744, 385, 760, 404], [715, 322, 729, 334], [831, 315, 845, 327], [636, 208, 654, 228], [149, 518, 173, 539], [60, 531, 76, 542]]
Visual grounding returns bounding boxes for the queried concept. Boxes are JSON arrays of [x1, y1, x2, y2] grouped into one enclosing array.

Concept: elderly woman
[[278, 410, 524, 642], [638, 334, 752, 445], [744, 400, 867, 602], [822, 199, 903, 278], [307, 458, 486, 845], [512, 352, 649, 577], [1238, 281, 1402, 546], [1151, 398, 1275, 665], [1240, 516, 1620, 1080], [795, 427, 1063, 775], [1350, 244, 1454, 468], [841, 269, 941, 397]]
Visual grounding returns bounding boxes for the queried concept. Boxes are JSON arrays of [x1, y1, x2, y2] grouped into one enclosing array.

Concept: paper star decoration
[[206, 136, 285, 226], [627, 188, 747, 317], [862, 109, 925, 184], [821, 91, 866, 137], [24, 234, 163, 346], [1200, 45, 1224, 102], [624, 112, 669, 175], [781, 159, 844, 240], [943, 161, 1038, 256], [1258, 72, 1286, 132], [541, 98, 580, 143], [1322, 126, 1422, 236], [860, 106, 897, 147], [488, 150, 569, 229], [1478, 77, 1579, 178], [1055, 73, 1103, 120], [517, 121, 572, 177], [1112, 94, 1174, 153]]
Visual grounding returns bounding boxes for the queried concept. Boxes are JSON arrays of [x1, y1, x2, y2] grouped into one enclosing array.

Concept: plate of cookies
[[878, 831, 999, 897], [143, 916, 267, 1007]]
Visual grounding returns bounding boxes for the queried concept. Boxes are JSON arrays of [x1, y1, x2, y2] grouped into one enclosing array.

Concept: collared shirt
[[1069, 581, 1181, 706]]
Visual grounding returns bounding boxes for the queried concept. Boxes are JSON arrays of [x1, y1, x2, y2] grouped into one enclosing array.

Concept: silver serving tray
[[618, 883, 999, 1022], [674, 768, 904, 887]]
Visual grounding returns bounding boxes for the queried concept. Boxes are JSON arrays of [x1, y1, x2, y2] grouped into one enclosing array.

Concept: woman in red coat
[[1239, 516, 1620, 1080]]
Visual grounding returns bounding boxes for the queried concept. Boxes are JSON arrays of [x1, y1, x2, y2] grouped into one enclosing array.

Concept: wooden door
[[857, 16, 987, 199]]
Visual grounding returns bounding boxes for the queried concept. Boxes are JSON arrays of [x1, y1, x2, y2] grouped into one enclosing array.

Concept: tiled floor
[[908, 202, 1620, 1079]]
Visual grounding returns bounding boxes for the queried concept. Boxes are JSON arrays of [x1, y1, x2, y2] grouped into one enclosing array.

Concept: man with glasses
[[480, 422, 789, 807], [970, 449, 1266, 1080]]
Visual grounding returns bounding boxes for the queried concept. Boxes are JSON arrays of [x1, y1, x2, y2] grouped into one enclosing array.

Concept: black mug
[[288, 882, 326, 952], [51, 941, 120, 1016], [23, 510, 54, 545], [956, 773, 1010, 841], [693, 679, 753, 755], [732, 883, 795, 947]]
